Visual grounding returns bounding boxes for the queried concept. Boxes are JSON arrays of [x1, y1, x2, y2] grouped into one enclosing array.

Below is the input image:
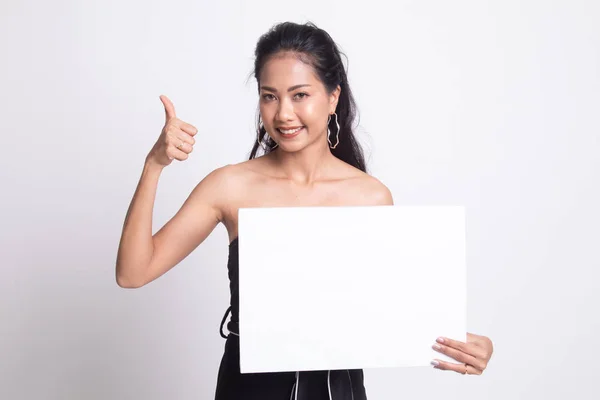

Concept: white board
[[238, 205, 467, 373]]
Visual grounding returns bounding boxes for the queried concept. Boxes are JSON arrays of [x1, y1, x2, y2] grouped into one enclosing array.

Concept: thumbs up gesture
[[146, 95, 198, 167]]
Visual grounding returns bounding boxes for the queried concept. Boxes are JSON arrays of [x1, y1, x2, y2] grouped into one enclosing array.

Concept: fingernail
[[437, 337, 445, 343], [432, 344, 441, 350], [430, 360, 439, 366]]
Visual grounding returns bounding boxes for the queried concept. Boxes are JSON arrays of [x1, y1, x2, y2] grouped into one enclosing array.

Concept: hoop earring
[[327, 112, 340, 149]]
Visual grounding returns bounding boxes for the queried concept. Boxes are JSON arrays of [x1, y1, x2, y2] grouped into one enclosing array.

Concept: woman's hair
[[248, 21, 367, 172]]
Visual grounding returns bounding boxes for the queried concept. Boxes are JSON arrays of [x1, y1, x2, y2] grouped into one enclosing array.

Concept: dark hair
[[248, 21, 367, 172]]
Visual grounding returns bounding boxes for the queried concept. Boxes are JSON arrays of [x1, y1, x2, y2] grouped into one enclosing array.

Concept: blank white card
[[238, 205, 466, 373]]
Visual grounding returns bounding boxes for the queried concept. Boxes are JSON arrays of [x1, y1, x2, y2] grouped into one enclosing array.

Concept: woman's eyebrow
[[260, 84, 312, 92]]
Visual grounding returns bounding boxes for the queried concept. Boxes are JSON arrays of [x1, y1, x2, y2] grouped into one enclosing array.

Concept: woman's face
[[258, 53, 340, 153]]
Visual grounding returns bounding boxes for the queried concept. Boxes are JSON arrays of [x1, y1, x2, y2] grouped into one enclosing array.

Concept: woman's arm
[[115, 163, 230, 288], [115, 94, 228, 288]]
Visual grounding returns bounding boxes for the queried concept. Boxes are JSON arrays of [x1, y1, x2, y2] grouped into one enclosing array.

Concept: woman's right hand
[[146, 95, 198, 167]]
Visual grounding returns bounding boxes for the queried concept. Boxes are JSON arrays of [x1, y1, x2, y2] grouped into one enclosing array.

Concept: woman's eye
[[261, 93, 307, 101]]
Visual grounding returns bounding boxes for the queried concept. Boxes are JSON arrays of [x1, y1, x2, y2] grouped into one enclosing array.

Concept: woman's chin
[[273, 136, 306, 152], [275, 142, 304, 153]]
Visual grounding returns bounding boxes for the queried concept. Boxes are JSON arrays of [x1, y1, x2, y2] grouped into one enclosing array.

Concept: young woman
[[116, 21, 494, 400]]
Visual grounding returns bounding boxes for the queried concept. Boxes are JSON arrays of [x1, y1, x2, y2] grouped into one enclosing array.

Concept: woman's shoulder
[[197, 158, 268, 193], [355, 174, 394, 206], [212, 157, 268, 182], [337, 162, 394, 206]]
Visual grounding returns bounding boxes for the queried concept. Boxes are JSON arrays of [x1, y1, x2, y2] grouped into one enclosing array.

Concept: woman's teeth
[[278, 127, 303, 135]]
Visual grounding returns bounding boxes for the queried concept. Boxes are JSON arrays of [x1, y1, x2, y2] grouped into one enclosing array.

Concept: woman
[[116, 21, 494, 400]]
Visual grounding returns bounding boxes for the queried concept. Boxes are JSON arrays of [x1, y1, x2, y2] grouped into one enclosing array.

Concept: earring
[[327, 112, 340, 149], [257, 120, 278, 151]]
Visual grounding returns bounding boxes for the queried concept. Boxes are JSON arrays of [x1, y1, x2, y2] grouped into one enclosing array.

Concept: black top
[[225, 236, 240, 335]]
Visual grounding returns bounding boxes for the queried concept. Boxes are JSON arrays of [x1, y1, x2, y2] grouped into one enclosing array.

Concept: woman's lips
[[277, 126, 305, 138]]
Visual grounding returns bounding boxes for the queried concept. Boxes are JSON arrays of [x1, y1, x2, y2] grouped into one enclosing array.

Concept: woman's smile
[[276, 126, 305, 138]]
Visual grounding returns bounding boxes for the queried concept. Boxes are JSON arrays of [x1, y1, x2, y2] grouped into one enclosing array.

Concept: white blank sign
[[238, 205, 467, 373]]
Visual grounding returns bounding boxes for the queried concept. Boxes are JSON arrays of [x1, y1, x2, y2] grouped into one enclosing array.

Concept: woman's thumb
[[160, 95, 176, 122]]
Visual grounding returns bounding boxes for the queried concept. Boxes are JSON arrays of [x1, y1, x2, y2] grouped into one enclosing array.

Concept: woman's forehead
[[259, 54, 321, 89]]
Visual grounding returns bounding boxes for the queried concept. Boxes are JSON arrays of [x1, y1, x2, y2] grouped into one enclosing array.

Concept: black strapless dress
[[214, 237, 368, 400]]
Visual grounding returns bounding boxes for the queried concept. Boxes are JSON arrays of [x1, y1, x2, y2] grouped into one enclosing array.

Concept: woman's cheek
[[298, 103, 321, 127]]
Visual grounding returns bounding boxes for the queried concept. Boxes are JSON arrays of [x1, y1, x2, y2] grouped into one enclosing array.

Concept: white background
[[1, 0, 598, 399]]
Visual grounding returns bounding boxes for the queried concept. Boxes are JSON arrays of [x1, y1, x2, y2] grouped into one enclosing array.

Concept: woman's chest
[[221, 179, 373, 234]]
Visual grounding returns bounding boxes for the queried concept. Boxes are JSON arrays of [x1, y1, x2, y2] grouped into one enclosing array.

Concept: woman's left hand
[[431, 332, 494, 375]]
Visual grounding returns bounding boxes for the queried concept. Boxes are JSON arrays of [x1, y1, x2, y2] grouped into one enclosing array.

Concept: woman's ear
[[329, 85, 341, 113]]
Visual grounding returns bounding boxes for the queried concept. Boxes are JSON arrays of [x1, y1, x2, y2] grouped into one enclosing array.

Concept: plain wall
[[1, 0, 598, 398]]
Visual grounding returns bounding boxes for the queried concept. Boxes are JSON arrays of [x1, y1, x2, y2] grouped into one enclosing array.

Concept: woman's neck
[[270, 141, 336, 184]]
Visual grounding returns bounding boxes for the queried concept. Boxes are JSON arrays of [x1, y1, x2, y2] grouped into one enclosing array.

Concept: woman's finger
[[179, 122, 198, 136], [437, 337, 482, 359], [166, 146, 189, 161], [431, 360, 483, 375], [431, 360, 467, 374], [167, 131, 195, 150], [173, 137, 194, 153], [432, 342, 482, 369], [175, 141, 194, 154]]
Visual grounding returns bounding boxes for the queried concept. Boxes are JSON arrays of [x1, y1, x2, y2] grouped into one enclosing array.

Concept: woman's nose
[[276, 98, 295, 121]]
